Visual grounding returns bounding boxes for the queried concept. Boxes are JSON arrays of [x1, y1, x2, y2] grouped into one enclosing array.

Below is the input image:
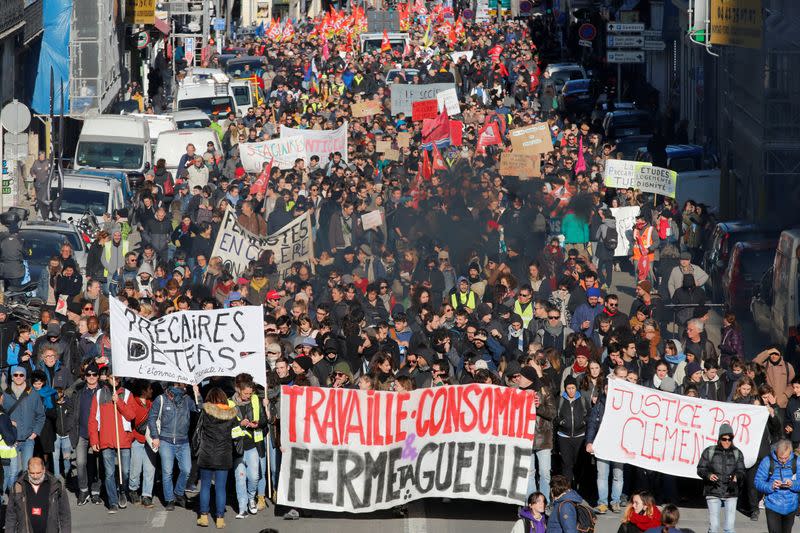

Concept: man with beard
[[6, 457, 71, 532]]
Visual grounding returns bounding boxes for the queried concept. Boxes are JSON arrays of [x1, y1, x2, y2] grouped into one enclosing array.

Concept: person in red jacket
[[88, 370, 136, 513], [127, 380, 155, 508]]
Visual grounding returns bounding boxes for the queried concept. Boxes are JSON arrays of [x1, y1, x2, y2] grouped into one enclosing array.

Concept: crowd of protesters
[[3, 5, 800, 533]]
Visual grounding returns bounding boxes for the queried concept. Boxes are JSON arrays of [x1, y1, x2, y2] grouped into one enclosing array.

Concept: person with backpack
[[546, 474, 596, 533], [696, 423, 746, 533], [594, 209, 617, 289], [511, 491, 548, 533], [754, 438, 800, 533]]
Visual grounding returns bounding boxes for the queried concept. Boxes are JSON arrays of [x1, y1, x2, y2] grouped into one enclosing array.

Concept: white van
[[57, 172, 125, 223], [74, 115, 153, 175], [172, 109, 212, 129], [359, 32, 410, 55], [175, 72, 256, 117], [129, 113, 177, 140], [750, 229, 800, 346], [154, 129, 222, 177]]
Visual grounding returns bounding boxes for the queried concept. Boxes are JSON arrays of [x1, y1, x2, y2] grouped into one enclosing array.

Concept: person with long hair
[[643, 504, 683, 533], [194, 387, 237, 528], [618, 490, 662, 533]]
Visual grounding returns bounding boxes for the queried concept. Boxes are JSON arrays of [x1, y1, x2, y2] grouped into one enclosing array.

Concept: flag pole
[[111, 376, 123, 485]]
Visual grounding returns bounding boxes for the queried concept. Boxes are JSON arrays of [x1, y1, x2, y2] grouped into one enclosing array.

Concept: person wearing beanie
[[290, 356, 318, 387], [697, 423, 746, 528], [554, 372, 590, 486], [569, 286, 604, 338], [449, 276, 477, 313]]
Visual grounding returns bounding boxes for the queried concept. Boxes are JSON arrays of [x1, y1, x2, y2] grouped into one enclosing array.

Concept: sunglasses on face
[[85, 372, 98, 377], [12, 373, 25, 377], [548, 315, 560, 320]]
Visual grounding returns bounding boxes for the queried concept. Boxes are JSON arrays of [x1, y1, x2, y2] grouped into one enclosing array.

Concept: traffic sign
[[519, 1, 533, 15], [0, 100, 31, 135], [212, 18, 226, 31], [578, 23, 597, 41], [642, 40, 666, 51], [607, 22, 645, 33], [136, 31, 150, 49], [607, 35, 644, 48], [579, 39, 593, 48], [606, 50, 645, 63]]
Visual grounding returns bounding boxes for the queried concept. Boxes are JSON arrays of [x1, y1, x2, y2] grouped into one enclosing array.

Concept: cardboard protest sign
[[375, 140, 392, 153], [351, 100, 382, 118], [604, 160, 678, 198], [412, 99, 439, 121], [610, 205, 640, 257], [593, 380, 768, 478], [281, 122, 349, 163], [382, 148, 400, 161], [110, 298, 266, 386], [239, 136, 307, 172], [508, 123, 554, 155], [211, 210, 314, 279], [499, 153, 540, 179], [390, 83, 456, 116], [437, 88, 461, 116], [278, 384, 537, 512], [397, 132, 411, 148], [361, 210, 383, 231]]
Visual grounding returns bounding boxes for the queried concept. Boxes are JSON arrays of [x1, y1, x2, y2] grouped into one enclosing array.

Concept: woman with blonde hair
[[618, 490, 662, 533]]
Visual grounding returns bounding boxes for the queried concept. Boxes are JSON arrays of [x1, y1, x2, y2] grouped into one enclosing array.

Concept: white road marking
[[405, 501, 428, 533], [149, 510, 168, 528]]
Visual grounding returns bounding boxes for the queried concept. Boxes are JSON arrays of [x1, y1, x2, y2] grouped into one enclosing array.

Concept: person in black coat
[[194, 388, 237, 528]]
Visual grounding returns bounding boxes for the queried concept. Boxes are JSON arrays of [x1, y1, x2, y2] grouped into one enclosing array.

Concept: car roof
[[733, 239, 779, 251], [665, 144, 703, 157], [564, 79, 590, 87], [606, 109, 650, 118], [172, 109, 210, 121], [20, 221, 78, 232]]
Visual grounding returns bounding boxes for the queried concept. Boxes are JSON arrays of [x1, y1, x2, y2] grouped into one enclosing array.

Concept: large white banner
[[109, 298, 266, 386], [610, 205, 640, 257], [593, 380, 769, 478], [239, 136, 307, 172], [280, 123, 349, 163], [278, 384, 537, 512], [604, 159, 678, 198], [390, 83, 457, 116], [211, 209, 314, 279]]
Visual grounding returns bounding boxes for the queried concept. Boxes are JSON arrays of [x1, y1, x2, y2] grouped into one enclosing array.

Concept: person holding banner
[[696, 423, 746, 533], [585, 381, 623, 515]]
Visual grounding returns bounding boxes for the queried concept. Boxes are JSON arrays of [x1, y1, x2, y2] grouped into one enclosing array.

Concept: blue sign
[[213, 18, 226, 31], [578, 23, 597, 41]]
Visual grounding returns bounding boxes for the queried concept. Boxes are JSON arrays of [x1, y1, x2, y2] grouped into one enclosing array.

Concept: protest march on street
[[0, 1, 798, 533]]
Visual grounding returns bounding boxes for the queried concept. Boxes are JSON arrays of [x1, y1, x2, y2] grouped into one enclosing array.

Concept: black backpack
[[768, 453, 797, 478], [557, 500, 597, 533], [603, 226, 618, 251]]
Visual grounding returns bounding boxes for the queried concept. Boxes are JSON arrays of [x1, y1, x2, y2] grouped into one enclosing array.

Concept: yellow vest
[[0, 435, 17, 459], [514, 300, 534, 328], [228, 395, 263, 443], [451, 290, 476, 310]]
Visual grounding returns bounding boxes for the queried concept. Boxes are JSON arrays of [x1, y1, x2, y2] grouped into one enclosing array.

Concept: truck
[[175, 71, 256, 118], [74, 115, 153, 183]]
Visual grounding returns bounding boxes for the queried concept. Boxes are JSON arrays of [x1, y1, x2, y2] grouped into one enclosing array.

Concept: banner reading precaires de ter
[[278, 384, 537, 513]]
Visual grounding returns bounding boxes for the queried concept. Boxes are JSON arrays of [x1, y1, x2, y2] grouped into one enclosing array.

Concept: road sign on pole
[[606, 50, 645, 63], [642, 40, 666, 51], [607, 22, 645, 33], [607, 35, 644, 48]]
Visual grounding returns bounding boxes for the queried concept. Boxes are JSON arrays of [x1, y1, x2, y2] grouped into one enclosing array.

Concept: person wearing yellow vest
[[450, 277, 477, 312], [230, 373, 268, 518], [0, 400, 17, 496], [513, 285, 535, 328], [101, 228, 129, 294]]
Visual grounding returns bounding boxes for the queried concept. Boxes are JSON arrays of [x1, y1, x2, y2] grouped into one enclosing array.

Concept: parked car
[[603, 109, 653, 140], [558, 79, 595, 115], [704, 221, 781, 301], [19, 221, 88, 281], [751, 229, 800, 346], [544, 63, 587, 91], [614, 134, 653, 159], [721, 240, 778, 311], [57, 172, 126, 224]]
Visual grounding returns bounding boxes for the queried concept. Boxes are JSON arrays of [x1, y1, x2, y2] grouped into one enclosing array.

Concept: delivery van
[[359, 32, 410, 55], [74, 115, 153, 179], [154, 129, 222, 177], [750, 229, 800, 346]]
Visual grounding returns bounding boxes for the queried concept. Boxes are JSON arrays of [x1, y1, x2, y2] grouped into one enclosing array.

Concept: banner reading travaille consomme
[[277, 384, 538, 512]]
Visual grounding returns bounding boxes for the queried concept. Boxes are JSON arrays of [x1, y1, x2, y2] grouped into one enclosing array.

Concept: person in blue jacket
[[754, 438, 800, 533], [546, 474, 586, 533]]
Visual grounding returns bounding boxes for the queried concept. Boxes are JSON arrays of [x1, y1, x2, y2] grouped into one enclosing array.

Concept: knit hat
[[686, 361, 703, 377], [586, 287, 601, 298], [293, 356, 313, 372], [564, 375, 578, 388], [333, 362, 353, 381], [680, 251, 692, 260], [575, 345, 592, 359], [718, 423, 734, 439], [520, 367, 539, 384], [10, 366, 26, 377]]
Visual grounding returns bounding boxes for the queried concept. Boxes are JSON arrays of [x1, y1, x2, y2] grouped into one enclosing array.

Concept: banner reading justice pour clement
[[109, 298, 267, 386], [592, 380, 768, 478], [278, 384, 537, 512]]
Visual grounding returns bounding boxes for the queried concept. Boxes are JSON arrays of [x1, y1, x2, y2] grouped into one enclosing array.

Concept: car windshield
[[551, 69, 583, 85], [20, 230, 82, 262], [363, 40, 405, 54], [176, 119, 211, 129], [178, 96, 235, 116], [387, 70, 418, 83], [54, 188, 109, 217], [75, 141, 143, 169], [741, 249, 776, 278], [226, 61, 263, 77]]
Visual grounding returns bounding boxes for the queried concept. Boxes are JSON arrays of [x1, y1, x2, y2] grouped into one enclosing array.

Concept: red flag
[[432, 144, 447, 170], [476, 122, 502, 154], [422, 112, 450, 145], [420, 149, 433, 180], [381, 30, 391, 52], [449, 120, 463, 146]]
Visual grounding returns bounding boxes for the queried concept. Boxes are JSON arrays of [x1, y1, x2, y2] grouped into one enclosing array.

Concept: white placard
[[109, 298, 267, 386], [239, 136, 307, 172], [436, 88, 461, 116], [280, 122, 349, 163], [360, 210, 383, 231], [610, 205, 640, 257]]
